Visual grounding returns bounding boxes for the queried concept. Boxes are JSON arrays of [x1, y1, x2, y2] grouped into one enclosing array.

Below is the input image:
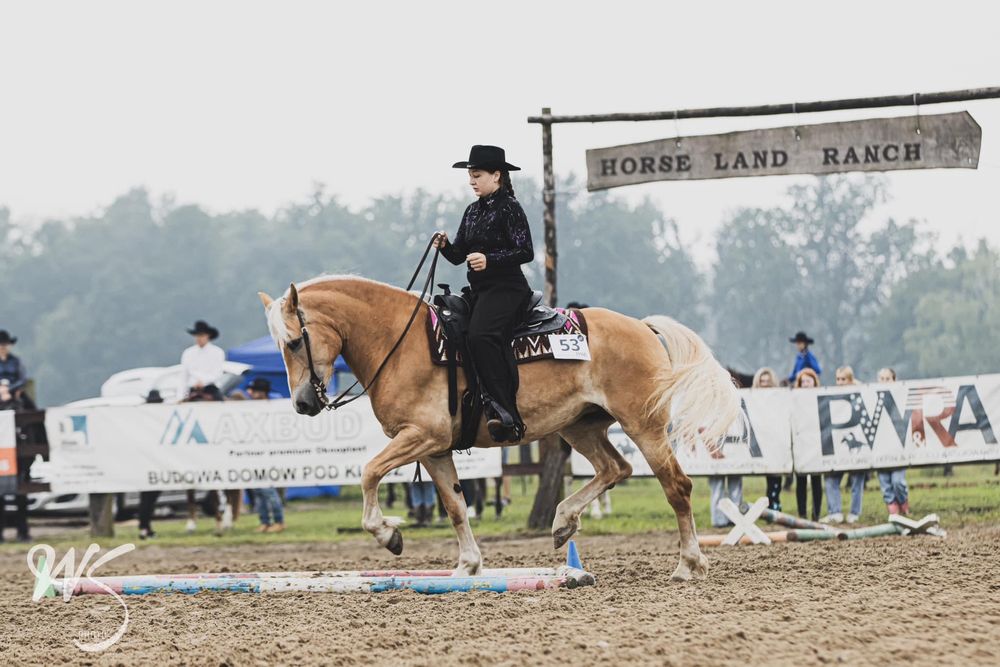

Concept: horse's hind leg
[[553, 416, 632, 549], [625, 423, 709, 581]]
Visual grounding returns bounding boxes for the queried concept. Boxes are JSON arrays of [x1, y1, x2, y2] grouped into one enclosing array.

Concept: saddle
[[428, 284, 588, 450]]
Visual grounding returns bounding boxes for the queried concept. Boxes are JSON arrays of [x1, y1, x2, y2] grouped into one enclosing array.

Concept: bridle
[[290, 236, 441, 411]]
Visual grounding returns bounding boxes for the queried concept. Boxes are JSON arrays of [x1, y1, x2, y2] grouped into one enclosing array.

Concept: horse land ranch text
[[585, 112, 980, 189]]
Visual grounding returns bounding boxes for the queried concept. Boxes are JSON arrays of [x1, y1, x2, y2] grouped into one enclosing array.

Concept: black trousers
[[467, 279, 531, 428], [138, 491, 161, 532], [0, 494, 29, 540], [795, 474, 823, 521]]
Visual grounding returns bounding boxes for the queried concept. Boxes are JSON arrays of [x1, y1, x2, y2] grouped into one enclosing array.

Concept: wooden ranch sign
[[585, 111, 981, 190]]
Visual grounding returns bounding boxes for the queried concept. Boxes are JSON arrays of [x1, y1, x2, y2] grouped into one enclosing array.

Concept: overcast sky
[[2, 1, 998, 260]]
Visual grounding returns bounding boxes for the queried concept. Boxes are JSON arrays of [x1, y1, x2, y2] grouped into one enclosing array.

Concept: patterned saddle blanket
[[426, 305, 589, 365]]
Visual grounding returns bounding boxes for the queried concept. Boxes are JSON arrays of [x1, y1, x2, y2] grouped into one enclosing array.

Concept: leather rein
[[293, 236, 441, 411]]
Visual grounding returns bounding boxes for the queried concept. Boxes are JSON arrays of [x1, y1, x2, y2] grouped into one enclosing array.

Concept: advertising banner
[[572, 389, 793, 476], [790, 375, 1000, 473], [44, 399, 500, 493]]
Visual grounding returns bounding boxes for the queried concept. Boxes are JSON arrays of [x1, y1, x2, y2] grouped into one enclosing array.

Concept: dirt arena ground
[[2, 526, 998, 666]]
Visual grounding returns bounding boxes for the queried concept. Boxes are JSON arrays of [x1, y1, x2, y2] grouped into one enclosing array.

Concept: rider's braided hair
[[499, 170, 515, 198]]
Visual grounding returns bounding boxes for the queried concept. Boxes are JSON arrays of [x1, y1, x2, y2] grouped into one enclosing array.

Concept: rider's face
[[468, 169, 501, 197]]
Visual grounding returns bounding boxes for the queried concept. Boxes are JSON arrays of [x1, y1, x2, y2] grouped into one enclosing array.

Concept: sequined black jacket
[[441, 188, 533, 284]]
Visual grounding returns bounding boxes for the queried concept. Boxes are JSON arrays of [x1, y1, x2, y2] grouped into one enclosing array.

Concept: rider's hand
[[432, 231, 448, 249], [467, 252, 487, 271]]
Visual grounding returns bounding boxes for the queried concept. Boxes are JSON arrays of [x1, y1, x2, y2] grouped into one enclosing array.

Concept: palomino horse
[[258, 275, 740, 580]]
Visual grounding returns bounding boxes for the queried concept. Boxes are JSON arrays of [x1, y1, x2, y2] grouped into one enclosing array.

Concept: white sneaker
[[185, 518, 197, 533], [819, 513, 844, 524], [467, 507, 477, 520], [846, 513, 860, 524]]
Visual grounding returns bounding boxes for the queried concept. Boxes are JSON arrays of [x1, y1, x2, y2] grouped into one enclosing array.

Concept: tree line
[[1, 174, 996, 407]]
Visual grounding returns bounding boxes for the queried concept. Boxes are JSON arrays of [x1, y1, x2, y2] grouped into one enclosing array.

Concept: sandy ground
[[1, 526, 999, 667]]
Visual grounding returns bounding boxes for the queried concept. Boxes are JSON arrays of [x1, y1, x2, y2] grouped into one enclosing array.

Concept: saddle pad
[[426, 307, 589, 366]]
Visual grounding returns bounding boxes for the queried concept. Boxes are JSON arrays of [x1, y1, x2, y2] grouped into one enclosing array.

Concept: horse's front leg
[[421, 453, 482, 575], [360, 426, 438, 555]]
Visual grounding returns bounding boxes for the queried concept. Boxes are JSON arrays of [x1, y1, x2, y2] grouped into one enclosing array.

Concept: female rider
[[433, 145, 534, 443]]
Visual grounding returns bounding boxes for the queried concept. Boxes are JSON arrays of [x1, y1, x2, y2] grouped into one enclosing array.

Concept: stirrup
[[487, 418, 524, 443]]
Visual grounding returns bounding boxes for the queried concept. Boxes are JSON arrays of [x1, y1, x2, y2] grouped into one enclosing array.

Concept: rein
[[294, 236, 441, 411]]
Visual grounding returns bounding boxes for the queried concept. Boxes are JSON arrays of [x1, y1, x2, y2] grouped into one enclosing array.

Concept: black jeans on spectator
[[795, 474, 823, 521], [138, 491, 161, 532], [765, 475, 783, 511], [0, 494, 30, 540]]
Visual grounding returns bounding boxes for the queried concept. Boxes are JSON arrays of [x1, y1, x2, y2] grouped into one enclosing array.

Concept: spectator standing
[[247, 378, 285, 533], [180, 321, 225, 401], [0, 330, 34, 409], [0, 378, 29, 543], [875, 367, 910, 516], [794, 368, 824, 521], [752, 368, 784, 511], [411, 479, 437, 527], [820, 367, 866, 524], [137, 390, 164, 539], [707, 360, 748, 525], [787, 331, 822, 384]]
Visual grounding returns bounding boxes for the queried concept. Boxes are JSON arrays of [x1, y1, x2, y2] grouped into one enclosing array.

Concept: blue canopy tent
[[226, 336, 352, 398], [227, 336, 352, 499]]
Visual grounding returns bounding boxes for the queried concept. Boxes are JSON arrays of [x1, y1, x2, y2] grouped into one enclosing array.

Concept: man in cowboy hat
[[787, 331, 822, 383], [0, 330, 27, 399], [246, 377, 273, 400], [180, 320, 225, 401]]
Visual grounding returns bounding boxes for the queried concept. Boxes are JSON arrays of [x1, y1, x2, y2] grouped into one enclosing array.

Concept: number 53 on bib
[[548, 334, 591, 361]]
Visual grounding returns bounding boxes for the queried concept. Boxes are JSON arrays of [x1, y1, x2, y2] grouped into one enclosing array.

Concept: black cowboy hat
[[0, 330, 17, 345], [247, 377, 272, 394], [452, 145, 520, 172], [789, 331, 815, 345], [187, 320, 220, 340]]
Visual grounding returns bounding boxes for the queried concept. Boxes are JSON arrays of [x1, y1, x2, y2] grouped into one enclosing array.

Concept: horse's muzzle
[[292, 386, 323, 416]]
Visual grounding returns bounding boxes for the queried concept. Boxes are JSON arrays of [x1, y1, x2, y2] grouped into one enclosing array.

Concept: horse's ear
[[258, 292, 274, 310], [284, 283, 300, 313]]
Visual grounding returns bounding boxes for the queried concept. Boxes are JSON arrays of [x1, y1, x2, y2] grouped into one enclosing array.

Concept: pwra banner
[[43, 398, 500, 493], [571, 374, 1000, 477], [790, 374, 999, 474]]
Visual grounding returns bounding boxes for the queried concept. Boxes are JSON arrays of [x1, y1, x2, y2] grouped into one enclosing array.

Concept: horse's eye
[[287, 338, 303, 352]]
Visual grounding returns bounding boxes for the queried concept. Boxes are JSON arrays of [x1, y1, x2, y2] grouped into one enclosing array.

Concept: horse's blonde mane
[[267, 274, 415, 343], [283, 273, 410, 296]]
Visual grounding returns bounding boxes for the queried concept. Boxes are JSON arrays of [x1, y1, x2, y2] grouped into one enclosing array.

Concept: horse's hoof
[[386, 528, 404, 555], [552, 525, 576, 550], [671, 554, 709, 582]]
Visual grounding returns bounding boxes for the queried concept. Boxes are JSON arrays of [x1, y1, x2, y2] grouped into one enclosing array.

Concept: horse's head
[[258, 283, 343, 416]]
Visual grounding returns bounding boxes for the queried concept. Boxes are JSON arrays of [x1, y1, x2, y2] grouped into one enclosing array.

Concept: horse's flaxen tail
[[642, 315, 743, 452]]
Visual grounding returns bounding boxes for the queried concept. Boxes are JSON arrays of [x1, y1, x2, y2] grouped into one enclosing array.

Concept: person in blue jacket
[[787, 331, 821, 383]]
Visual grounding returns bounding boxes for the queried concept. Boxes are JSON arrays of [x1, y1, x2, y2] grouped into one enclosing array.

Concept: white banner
[[572, 389, 793, 477], [0, 411, 16, 495], [791, 374, 1000, 473], [44, 399, 500, 493], [571, 376, 1000, 477]]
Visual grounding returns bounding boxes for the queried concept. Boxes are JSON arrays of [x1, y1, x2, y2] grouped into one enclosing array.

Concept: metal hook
[[913, 93, 921, 135], [792, 102, 801, 141], [673, 109, 682, 148]]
